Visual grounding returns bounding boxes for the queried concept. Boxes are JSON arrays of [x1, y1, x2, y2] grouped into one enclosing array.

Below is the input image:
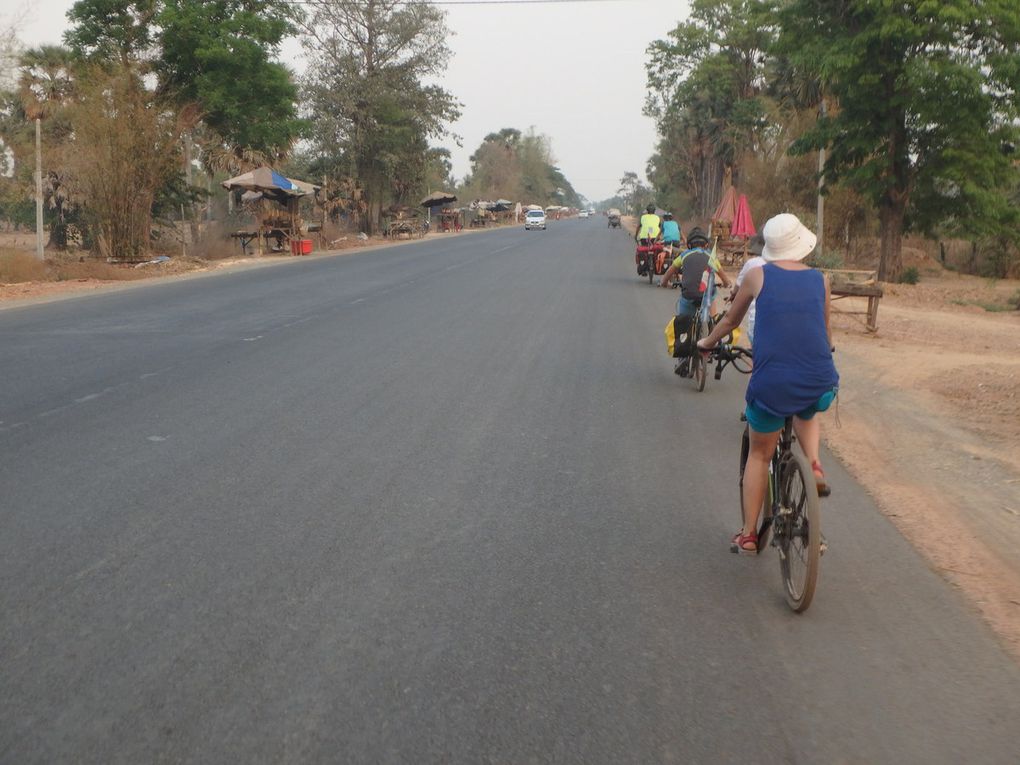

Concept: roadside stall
[[490, 199, 514, 225], [386, 205, 426, 239], [421, 191, 458, 232], [437, 208, 462, 232], [222, 167, 321, 256]]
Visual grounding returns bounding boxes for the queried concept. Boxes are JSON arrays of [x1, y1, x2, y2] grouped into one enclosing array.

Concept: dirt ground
[[821, 271, 1020, 660], [4, 230, 1020, 659]]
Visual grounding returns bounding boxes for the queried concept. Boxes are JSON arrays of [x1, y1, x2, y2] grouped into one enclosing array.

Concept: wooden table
[[230, 228, 291, 256], [824, 269, 884, 332]]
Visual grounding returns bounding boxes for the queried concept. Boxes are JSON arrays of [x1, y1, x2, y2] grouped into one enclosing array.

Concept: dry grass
[[0, 249, 49, 283], [0, 247, 168, 284]]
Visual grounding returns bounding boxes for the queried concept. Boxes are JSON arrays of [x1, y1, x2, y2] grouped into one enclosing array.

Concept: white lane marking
[[350, 298, 366, 304], [488, 245, 516, 255], [71, 387, 116, 405], [147, 435, 167, 442], [243, 335, 263, 342]]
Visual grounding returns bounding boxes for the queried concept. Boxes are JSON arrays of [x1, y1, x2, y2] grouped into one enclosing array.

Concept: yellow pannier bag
[[664, 315, 693, 358]]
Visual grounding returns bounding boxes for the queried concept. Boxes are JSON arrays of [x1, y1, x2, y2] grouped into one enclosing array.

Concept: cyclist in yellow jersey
[[635, 204, 661, 275], [636, 204, 661, 245]]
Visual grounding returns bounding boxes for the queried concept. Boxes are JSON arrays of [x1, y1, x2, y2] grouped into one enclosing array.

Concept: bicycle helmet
[[663, 212, 673, 220], [686, 226, 709, 246], [646, 204, 656, 214]]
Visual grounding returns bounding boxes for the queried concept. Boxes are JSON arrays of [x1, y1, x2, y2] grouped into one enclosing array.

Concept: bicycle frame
[[759, 418, 795, 546]]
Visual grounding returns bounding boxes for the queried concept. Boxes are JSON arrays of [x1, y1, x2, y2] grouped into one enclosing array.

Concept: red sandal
[[811, 461, 831, 497], [730, 530, 758, 555]]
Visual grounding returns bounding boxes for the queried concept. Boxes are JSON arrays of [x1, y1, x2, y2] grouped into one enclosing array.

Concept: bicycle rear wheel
[[776, 450, 821, 612]]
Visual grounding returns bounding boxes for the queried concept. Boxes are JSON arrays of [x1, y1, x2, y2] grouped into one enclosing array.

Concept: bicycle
[[705, 344, 822, 612], [676, 276, 725, 391], [636, 240, 663, 285], [673, 303, 714, 391]]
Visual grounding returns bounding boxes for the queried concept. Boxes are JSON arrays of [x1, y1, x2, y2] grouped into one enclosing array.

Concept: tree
[[299, 0, 460, 232], [645, 0, 772, 216], [66, 65, 182, 260], [64, 0, 157, 66], [155, 0, 300, 160], [777, 0, 1020, 281], [617, 171, 652, 215], [65, 0, 302, 161], [460, 128, 579, 207], [1, 45, 82, 246]]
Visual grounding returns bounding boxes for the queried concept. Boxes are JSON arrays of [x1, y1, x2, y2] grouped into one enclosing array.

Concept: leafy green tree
[[64, 0, 301, 161], [64, 0, 157, 65], [299, 0, 460, 232], [155, 0, 300, 160], [645, 0, 772, 216], [777, 0, 1020, 280]]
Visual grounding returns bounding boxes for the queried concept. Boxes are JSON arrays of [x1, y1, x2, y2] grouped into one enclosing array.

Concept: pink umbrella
[[731, 194, 756, 237], [712, 186, 738, 224]]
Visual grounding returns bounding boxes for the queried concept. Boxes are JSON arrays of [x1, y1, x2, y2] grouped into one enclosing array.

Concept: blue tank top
[[661, 220, 681, 242], [745, 264, 839, 416]]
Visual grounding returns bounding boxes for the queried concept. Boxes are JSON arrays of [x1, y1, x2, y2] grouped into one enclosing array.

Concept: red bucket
[[300, 238, 313, 255]]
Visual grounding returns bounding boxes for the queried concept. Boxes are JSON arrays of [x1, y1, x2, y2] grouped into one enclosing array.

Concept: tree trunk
[[877, 196, 905, 282]]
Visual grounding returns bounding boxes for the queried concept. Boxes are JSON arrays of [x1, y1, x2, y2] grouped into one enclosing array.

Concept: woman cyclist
[[697, 214, 838, 554]]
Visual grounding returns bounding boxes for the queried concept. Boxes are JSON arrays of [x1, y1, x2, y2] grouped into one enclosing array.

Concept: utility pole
[[35, 118, 44, 259], [816, 100, 826, 260]]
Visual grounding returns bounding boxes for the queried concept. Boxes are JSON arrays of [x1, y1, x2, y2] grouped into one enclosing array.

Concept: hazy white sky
[[11, 0, 691, 201]]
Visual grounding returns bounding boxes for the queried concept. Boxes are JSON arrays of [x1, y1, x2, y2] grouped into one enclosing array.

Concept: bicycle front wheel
[[776, 450, 821, 612]]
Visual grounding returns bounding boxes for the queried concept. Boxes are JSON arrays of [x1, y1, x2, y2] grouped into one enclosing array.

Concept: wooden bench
[[823, 269, 884, 332]]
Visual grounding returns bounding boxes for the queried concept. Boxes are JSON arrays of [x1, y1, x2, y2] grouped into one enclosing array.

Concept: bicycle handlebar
[[702, 343, 751, 361], [702, 343, 753, 379]]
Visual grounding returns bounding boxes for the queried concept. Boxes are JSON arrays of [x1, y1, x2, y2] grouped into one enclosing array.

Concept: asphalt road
[[2, 221, 1018, 764]]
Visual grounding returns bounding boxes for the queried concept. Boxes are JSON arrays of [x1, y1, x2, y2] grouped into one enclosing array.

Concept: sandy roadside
[[823, 295, 1020, 659]]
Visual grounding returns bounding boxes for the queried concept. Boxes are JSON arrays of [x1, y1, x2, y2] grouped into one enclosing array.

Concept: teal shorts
[[745, 389, 838, 434]]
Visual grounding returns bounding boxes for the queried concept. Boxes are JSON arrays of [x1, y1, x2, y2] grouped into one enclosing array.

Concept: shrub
[[898, 266, 920, 284], [808, 250, 845, 270]]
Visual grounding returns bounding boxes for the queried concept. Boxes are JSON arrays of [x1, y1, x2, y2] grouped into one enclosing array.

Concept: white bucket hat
[[761, 213, 817, 262]]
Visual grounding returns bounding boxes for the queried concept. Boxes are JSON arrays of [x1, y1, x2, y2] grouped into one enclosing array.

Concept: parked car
[[579, 210, 590, 218], [525, 209, 547, 230]]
